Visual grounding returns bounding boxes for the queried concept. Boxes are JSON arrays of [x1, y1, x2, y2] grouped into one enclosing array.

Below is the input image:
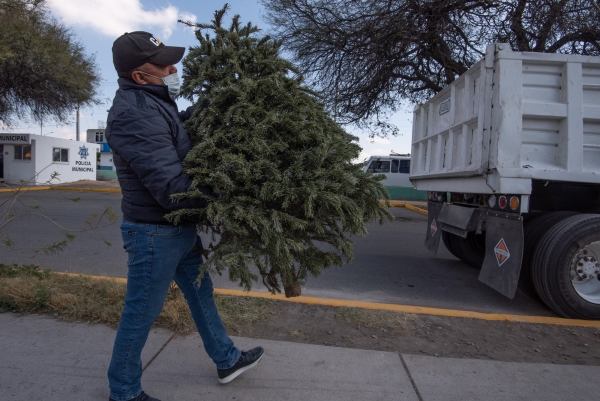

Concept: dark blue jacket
[[106, 78, 210, 225]]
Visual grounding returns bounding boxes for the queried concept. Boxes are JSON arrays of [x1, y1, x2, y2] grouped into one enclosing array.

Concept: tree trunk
[[284, 283, 302, 298]]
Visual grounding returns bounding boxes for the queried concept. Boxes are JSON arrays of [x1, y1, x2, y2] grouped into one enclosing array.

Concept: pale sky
[[12, 0, 414, 159]]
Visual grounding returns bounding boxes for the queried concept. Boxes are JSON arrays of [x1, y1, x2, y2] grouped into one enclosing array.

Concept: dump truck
[[410, 44, 600, 319]]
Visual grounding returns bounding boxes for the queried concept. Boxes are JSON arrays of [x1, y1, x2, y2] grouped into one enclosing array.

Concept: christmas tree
[[170, 5, 391, 297]]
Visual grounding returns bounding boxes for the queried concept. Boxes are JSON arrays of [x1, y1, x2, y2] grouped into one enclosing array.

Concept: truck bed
[[410, 44, 600, 195]]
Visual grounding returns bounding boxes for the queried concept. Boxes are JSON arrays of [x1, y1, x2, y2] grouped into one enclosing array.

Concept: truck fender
[[478, 211, 524, 299]]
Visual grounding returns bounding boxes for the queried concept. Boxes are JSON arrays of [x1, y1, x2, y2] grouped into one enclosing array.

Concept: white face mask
[[137, 71, 181, 99]]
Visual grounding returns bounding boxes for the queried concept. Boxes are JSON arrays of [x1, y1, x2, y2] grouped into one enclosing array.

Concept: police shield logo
[[494, 238, 510, 266], [78, 146, 89, 160], [430, 219, 438, 237]]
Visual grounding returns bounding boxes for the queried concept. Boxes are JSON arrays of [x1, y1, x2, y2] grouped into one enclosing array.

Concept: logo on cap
[[149, 37, 162, 46], [494, 238, 510, 266], [430, 219, 438, 237]]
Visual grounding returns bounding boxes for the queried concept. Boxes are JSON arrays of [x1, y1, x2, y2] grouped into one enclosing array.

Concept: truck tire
[[520, 211, 579, 301], [531, 214, 600, 319], [443, 231, 485, 269], [442, 231, 461, 260]]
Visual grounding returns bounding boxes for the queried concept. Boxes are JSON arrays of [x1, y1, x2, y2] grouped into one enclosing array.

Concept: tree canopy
[[172, 6, 391, 297], [0, 0, 100, 125], [261, 0, 600, 127]]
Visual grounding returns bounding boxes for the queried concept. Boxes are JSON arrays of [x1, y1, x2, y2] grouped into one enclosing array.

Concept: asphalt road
[[0, 190, 552, 316]]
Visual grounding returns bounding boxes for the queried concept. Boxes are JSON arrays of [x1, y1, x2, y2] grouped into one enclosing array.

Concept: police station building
[[0, 134, 100, 185]]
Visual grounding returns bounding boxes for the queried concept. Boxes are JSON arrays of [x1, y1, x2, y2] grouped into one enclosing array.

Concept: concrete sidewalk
[[0, 313, 597, 401]]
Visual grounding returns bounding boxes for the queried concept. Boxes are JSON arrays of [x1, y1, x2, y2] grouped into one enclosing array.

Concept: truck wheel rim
[[570, 241, 600, 304]]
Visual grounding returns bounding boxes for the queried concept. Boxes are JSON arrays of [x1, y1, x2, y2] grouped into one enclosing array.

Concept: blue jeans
[[108, 219, 240, 401]]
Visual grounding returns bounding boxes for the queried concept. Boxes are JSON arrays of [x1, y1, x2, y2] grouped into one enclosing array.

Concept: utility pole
[[76, 103, 80, 141]]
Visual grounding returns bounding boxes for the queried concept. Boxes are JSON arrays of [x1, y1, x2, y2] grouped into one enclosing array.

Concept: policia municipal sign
[[0, 134, 31, 144]]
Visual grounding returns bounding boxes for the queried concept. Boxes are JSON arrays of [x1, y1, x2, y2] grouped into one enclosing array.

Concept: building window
[[52, 147, 69, 163], [391, 159, 399, 173], [95, 132, 104, 142], [399, 160, 411, 174], [14, 145, 32, 160]]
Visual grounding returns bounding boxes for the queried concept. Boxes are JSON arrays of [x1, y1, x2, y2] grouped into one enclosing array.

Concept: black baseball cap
[[112, 31, 185, 73]]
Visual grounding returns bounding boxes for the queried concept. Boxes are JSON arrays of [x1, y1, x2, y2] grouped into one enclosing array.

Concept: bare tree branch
[[262, 0, 600, 132]]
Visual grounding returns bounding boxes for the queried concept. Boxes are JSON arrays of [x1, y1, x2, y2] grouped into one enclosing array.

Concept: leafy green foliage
[[0, 263, 51, 279], [172, 5, 391, 297], [35, 232, 76, 255], [0, 0, 99, 124], [65, 196, 82, 203]]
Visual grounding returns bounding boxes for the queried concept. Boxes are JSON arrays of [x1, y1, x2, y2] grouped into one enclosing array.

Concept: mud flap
[[478, 212, 524, 299], [424, 202, 444, 255]]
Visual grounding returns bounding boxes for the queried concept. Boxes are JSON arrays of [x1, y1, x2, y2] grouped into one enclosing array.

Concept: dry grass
[[215, 294, 276, 330], [335, 307, 416, 333], [0, 264, 275, 334], [1, 264, 419, 338], [0, 273, 127, 327]]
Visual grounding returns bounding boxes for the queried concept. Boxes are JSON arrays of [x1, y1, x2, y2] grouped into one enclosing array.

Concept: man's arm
[[108, 104, 211, 211]]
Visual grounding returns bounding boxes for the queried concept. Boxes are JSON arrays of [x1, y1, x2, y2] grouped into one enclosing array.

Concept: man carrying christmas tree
[[105, 31, 264, 401]]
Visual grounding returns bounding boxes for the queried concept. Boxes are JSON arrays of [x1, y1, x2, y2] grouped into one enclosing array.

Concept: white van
[[363, 154, 427, 200]]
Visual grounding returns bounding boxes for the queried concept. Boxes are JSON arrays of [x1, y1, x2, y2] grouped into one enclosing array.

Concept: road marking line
[[51, 187, 121, 193], [55, 272, 600, 327]]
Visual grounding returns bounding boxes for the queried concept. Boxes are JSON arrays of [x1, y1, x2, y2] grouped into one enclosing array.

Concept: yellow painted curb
[[58, 272, 127, 284], [54, 272, 600, 328], [380, 200, 428, 215], [51, 187, 121, 194], [0, 186, 52, 193], [404, 203, 428, 215]]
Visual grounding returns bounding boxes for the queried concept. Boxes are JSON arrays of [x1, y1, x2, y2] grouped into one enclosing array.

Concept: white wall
[[2, 144, 36, 184], [34, 135, 100, 184], [2, 135, 99, 185], [99, 152, 114, 169]]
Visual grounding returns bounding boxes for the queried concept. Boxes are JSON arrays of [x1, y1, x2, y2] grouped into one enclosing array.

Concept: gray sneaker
[[217, 347, 264, 384]]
